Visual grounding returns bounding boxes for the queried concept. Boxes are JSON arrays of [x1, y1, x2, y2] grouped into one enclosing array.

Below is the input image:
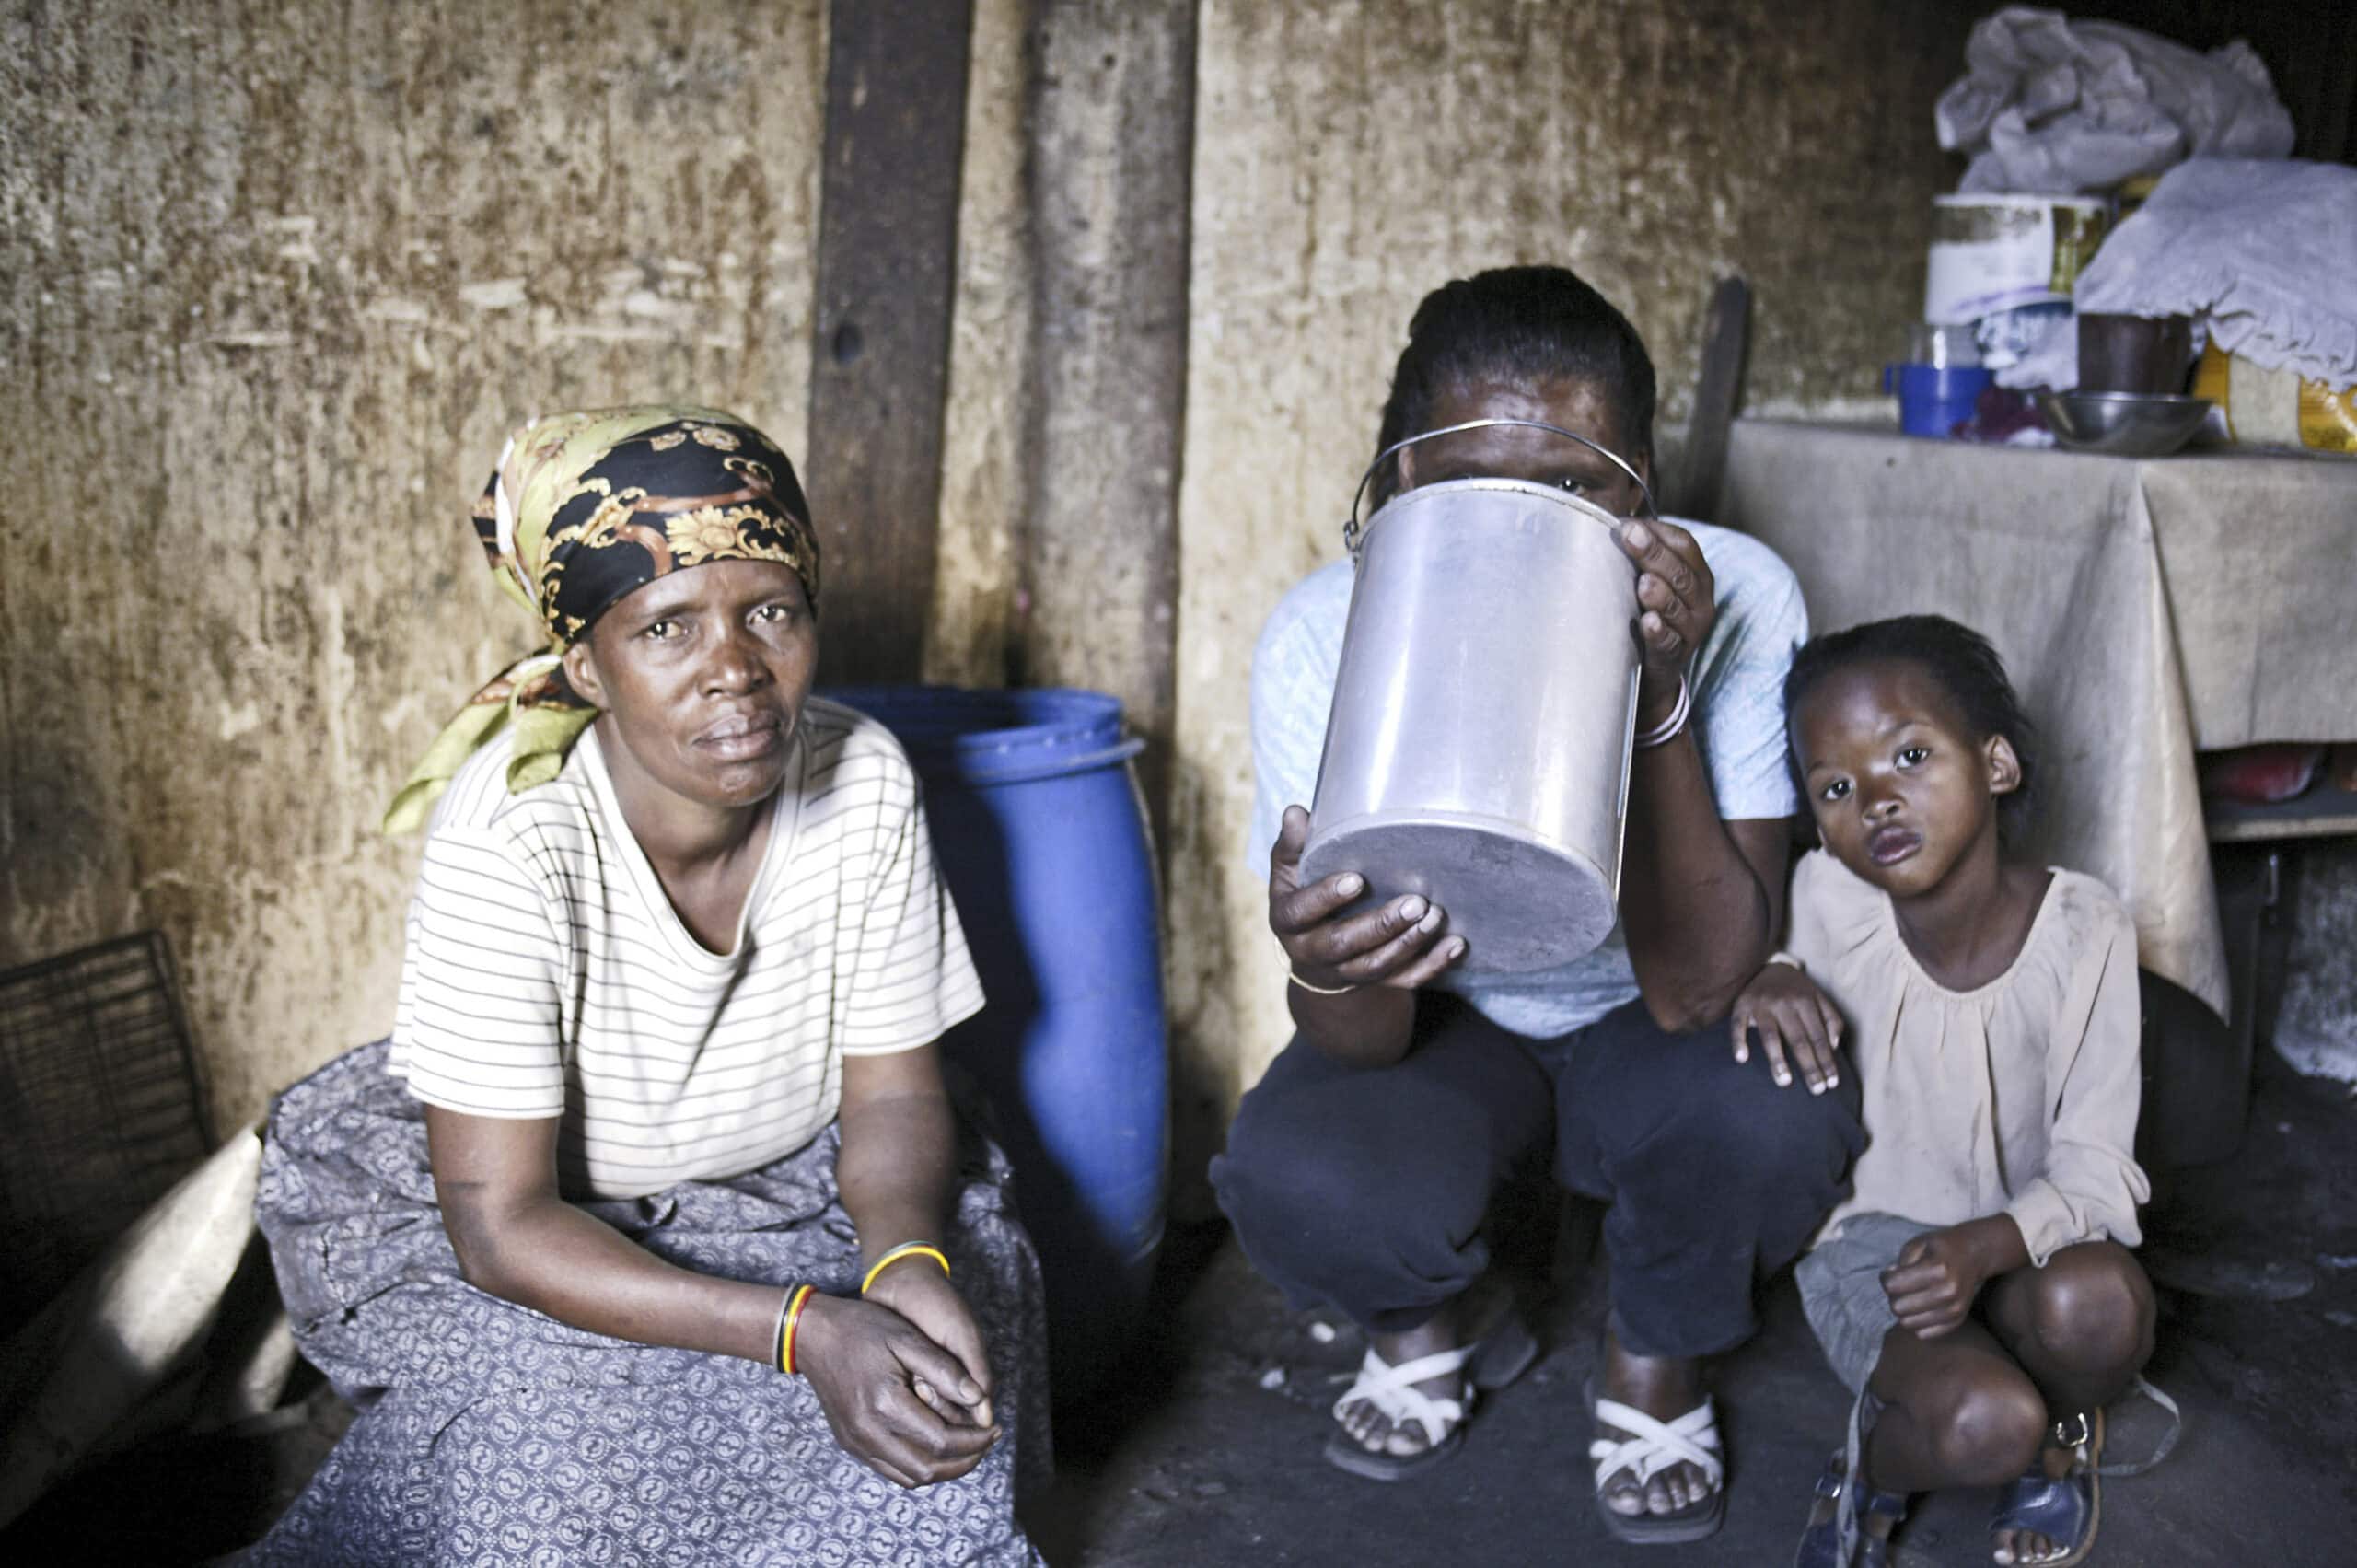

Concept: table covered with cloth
[[1720, 419, 2357, 1019], [233, 1042, 1051, 1568]]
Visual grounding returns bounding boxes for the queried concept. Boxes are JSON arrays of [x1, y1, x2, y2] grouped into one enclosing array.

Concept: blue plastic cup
[[1884, 363, 1994, 438]]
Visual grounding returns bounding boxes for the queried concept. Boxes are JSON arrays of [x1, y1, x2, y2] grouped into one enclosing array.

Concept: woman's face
[[1792, 658, 2020, 900], [1397, 376, 1651, 517], [563, 559, 818, 816]]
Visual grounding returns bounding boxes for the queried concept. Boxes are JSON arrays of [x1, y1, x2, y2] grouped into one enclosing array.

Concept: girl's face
[[1792, 658, 2022, 899], [1397, 376, 1651, 517]]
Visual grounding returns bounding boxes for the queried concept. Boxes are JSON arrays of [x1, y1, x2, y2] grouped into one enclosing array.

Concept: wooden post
[[1667, 275, 1749, 522], [1016, 0, 1196, 840], [807, 0, 976, 684]]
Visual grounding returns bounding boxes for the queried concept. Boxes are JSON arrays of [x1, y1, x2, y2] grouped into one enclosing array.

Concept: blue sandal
[[1990, 1378, 2184, 1564], [1792, 1447, 1910, 1567], [1990, 1409, 2102, 1567]]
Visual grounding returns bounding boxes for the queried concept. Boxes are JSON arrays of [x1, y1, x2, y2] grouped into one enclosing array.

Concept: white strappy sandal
[[1324, 1344, 1476, 1481], [1587, 1382, 1727, 1544]]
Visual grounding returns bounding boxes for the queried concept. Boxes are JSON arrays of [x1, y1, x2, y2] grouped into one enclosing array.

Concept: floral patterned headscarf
[[383, 405, 820, 834]]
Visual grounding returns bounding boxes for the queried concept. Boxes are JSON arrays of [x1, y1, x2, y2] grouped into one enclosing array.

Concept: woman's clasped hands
[[796, 1262, 1000, 1489]]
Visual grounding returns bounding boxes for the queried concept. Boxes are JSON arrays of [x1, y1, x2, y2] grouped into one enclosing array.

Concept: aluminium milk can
[[1298, 462, 1644, 974]]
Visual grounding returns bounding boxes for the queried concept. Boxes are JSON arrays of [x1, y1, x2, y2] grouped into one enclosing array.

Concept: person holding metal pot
[[1213, 266, 1863, 1544]]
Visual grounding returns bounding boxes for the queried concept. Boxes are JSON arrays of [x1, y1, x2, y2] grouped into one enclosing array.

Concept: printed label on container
[[1924, 197, 2111, 326]]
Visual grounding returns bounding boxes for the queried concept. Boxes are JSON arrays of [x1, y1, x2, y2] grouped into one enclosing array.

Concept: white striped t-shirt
[[388, 698, 985, 1199]]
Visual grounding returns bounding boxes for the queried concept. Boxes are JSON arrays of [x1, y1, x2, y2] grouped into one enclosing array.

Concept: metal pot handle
[[1341, 418, 1657, 556]]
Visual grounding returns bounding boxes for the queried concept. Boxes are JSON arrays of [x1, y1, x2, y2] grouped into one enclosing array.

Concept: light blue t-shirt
[[1248, 519, 1807, 1040]]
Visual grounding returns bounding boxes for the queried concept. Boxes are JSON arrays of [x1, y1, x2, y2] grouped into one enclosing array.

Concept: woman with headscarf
[[237, 407, 1049, 1566]]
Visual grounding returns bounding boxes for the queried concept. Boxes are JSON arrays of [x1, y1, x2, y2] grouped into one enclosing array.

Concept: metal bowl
[[2037, 391, 2213, 457]]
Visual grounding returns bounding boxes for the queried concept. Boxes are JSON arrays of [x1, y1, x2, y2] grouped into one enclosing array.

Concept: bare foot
[[1335, 1300, 1464, 1459], [1595, 1328, 1718, 1518]]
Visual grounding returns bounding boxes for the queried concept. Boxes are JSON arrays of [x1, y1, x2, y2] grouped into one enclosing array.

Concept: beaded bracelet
[[776, 1283, 817, 1376], [861, 1242, 952, 1295]]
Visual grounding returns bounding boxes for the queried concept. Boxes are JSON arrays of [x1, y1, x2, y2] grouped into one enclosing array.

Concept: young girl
[[1730, 616, 2157, 1568]]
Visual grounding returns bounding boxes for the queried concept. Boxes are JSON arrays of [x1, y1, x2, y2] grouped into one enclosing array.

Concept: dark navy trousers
[[1211, 994, 1864, 1358]]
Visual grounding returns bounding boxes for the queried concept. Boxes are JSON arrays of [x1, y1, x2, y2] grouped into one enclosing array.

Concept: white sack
[[0, 1126, 264, 1530], [1937, 6, 2294, 195]]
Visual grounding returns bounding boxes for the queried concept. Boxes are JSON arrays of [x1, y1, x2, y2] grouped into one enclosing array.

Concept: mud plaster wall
[[0, 0, 1034, 1135], [1164, 0, 1982, 1165], [3, 0, 1982, 1158]]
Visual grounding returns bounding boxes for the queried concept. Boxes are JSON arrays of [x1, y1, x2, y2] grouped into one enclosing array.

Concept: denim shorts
[[1795, 1212, 1940, 1394]]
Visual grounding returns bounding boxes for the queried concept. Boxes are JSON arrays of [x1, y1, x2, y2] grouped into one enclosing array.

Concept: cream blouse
[[1787, 850, 2149, 1265]]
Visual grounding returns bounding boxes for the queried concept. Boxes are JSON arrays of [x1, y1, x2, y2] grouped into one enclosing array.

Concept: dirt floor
[[1045, 1045, 2357, 1568], [6, 1050, 2354, 1567]]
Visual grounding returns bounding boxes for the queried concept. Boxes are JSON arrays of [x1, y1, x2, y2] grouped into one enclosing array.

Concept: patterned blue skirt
[[236, 1042, 1051, 1567]]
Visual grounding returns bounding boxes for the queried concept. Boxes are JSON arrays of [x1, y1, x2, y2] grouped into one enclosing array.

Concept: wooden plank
[[1666, 275, 1749, 521], [807, 0, 976, 685], [1015, 0, 1196, 842], [2206, 783, 2357, 844]]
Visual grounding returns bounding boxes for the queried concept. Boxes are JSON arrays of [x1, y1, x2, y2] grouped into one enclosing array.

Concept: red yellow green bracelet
[[775, 1283, 817, 1376]]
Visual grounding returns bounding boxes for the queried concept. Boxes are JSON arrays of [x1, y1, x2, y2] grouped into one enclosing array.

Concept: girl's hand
[[864, 1261, 995, 1429], [1731, 962, 1844, 1094], [795, 1293, 1000, 1488], [1268, 805, 1467, 989], [1881, 1227, 1995, 1339]]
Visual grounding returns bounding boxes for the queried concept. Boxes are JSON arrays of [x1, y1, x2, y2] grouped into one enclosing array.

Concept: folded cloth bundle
[[2073, 159, 2357, 393]]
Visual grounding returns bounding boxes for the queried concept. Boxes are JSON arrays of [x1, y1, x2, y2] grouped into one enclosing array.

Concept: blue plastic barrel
[[825, 687, 1169, 1401]]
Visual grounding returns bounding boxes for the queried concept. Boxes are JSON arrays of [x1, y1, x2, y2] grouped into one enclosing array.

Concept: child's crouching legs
[[1864, 1325, 2050, 1493], [1978, 1244, 2154, 1565], [1983, 1240, 2156, 1415]]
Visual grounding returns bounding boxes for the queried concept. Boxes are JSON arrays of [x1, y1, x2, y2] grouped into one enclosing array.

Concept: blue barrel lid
[[821, 686, 1144, 787]]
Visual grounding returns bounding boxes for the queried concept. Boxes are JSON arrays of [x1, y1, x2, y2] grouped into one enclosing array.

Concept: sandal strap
[[1332, 1345, 1473, 1449], [1589, 1394, 1724, 1492], [2098, 1377, 2184, 1478], [1836, 1387, 1900, 1566], [1991, 1406, 2098, 1549], [1801, 1443, 1910, 1568], [1991, 1468, 2094, 1543], [1860, 1488, 1910, 1521]]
